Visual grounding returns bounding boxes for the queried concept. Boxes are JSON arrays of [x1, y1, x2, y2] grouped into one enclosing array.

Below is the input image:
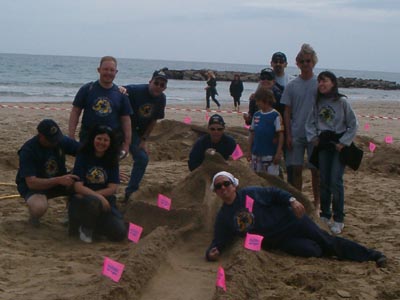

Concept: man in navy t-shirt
[[16, 119, 80, 227], [123, 70, 167, 202], [188, 114, 237, 171], [68, 56, 132, 154]]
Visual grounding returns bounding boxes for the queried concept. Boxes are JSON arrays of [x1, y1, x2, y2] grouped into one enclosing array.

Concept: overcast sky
[[1, 0, 399, 72]]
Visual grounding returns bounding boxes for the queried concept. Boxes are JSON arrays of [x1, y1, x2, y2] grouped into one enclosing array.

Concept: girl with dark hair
[[306, 71, 358, 235], [68, 125, 126, 243]]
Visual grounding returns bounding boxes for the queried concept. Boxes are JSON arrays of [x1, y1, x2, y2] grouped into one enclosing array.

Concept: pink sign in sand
[[364, 123, 370, 131], [244, 233, 264, 251], [205, 112, 210, 122], [216, 266, 227, 291], [244, 124, 250, 129], [183, 116, 192, 124], [384, 135, 393, 144], [157, 194, 172, 211], [231, 144, 244, 160], [369, 142, 377, 153], [128, 223, 143, 244], [102, 257, 125, 282], [245, 195, 254, 213]]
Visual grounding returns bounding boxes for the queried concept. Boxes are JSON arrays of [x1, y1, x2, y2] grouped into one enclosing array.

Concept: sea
[[1, 53, 400, 106]]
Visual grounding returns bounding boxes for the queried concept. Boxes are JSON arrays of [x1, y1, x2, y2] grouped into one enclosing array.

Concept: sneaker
[[79, 226, 93, 243], [330, 221, 344, 234], [29, 216, 40, 228], [375, 255, 387, 268], [320, 216, 332, 226]]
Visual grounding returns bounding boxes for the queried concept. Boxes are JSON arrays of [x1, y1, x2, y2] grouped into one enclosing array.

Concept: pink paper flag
[[244, 233, 264, 251], [216, 266, 227, 291], [231, 144, 243, 160], [384, 135, 393, 144], [244, 124, 250, 129], [157, 193, 172, 211], [183, 116, 192, 124], [364, 123, 370, 131], [369, 142, 376, 153], [128, 223, 143, 243], [205, 112, 210, 121], [245, 195, 254, 213], [102, 257, 125, 282]]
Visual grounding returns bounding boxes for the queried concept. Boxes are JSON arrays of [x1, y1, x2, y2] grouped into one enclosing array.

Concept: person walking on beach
[[205, 71, 221, 110], [205, 171, 387, 268], [306, 71, 358, 234], [68, 125, 126, 243], [68, 56, 132, 155], [188, 114, 237, 171], [247, 86, 284, 176], [16, 119, 80, 227], [281, 44, 320, 210], [123, 70, 167, 202], [229, 74, 244, 112]]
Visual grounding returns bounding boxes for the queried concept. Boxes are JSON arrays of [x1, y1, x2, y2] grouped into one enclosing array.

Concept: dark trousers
[[68, 194, 126, 242], [233, 96, 241, 107], [206, 90, 220, 108], [273, 216, 380, 262]]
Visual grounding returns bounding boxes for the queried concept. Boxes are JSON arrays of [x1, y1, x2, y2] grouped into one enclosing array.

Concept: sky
[[1, 0, 400, 73]]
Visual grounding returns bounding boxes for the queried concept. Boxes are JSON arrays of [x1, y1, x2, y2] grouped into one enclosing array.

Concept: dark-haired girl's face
[[94, 133, 111, 156], [318, 76, 335, 95]]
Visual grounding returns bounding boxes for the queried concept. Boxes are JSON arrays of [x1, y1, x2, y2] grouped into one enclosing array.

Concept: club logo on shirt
[[234, 209, 254, 233], [92, 98, 112, 116], [319, 105, 335, 124], [86, 167, 106, 184], [139, 104, 153, 118], [45, 159, 59, 177]]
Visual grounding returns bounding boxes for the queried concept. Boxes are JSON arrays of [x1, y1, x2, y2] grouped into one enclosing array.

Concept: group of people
[[15, 49, 386, 268], [16, 56, 167, 243]]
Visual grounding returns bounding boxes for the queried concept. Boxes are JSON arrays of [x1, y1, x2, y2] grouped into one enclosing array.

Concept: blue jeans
[[318, 148, 345, 222], [125, 131, 149, 197]]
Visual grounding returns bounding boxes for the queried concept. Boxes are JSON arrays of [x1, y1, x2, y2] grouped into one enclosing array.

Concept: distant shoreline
[[163, 69, 400, 90]]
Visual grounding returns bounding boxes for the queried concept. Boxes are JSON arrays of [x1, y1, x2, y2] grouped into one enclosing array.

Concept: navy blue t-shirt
[[125, 84, 166, 136], [16, 136, 80, 197], [73, 81, 132, 130], [188, 134, 237, 171], [72, 153, 119, 191]]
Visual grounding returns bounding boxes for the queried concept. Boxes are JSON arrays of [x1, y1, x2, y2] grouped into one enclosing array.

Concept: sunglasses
[[153, 81, 166, 88], [214, 180, 232, 190], [97, 125, 113, 134], [209, 127, 224, 131], [272, 59, 285, 64], [299, 59, 312, 64], [259, 74, 274, 81]]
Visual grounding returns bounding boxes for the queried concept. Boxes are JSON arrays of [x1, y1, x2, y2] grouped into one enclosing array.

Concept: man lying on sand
[[206, 171, 387, 268]]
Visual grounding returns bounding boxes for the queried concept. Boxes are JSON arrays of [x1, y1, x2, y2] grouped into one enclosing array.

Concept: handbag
[[339, 142, 364, 171]]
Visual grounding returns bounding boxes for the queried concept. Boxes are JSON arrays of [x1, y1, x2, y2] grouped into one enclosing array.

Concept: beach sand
[[0, 100, 399, 300]]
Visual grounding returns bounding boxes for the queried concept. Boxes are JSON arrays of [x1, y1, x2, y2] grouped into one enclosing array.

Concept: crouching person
[[206, 171, 387, 268], [68, 125, 126, 243]]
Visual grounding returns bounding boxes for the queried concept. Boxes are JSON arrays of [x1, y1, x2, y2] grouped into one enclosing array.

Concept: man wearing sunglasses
[[123, 70, 167, 202], [281, 44, 320, 211], [205, 171, 387, 268], [188, 114, 237, 171]]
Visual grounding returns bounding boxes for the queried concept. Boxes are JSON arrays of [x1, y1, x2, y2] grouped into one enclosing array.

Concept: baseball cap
[[259, 68, 275, 81], [37, 119, 63, 143], [208, 114, 225, 127], [152, 70, 168, 81], [271, 52, 287, 63]]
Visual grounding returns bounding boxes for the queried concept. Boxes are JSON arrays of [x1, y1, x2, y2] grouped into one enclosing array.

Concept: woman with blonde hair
[[205, 71, 221, 110]]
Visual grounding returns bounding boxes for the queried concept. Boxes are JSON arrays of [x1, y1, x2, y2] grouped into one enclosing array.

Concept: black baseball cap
[[259, 68, 275, 81], [208, 114, 225, 127], [37, 119, 63, 143], [152, 70, 168, 81], [271, 52, 287, 63]]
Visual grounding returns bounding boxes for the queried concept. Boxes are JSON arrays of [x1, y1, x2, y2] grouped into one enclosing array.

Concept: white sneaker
[[320, 216, 332, 226], [330, 222, 344, 234], [79, 226, 93, 243]]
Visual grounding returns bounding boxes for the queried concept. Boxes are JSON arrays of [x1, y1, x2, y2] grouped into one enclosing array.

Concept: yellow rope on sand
[[0, 194, 20, 200], [0, 183, 16, 186]]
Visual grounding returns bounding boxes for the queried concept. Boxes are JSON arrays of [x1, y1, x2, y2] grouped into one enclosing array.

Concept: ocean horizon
[[1, 53, 400, 105]]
